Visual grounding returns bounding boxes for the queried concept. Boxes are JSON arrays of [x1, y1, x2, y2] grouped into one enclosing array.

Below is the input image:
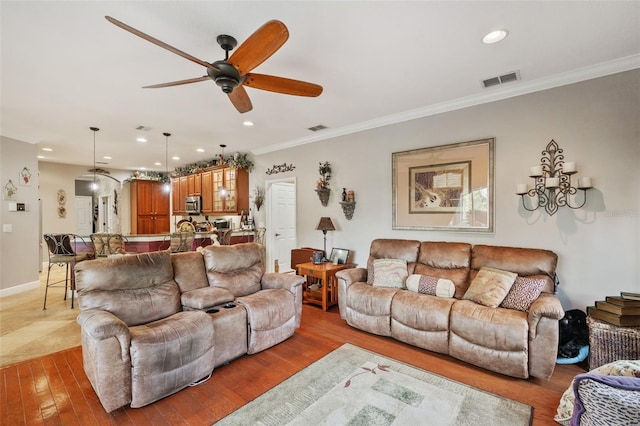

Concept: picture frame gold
[[392, 138, 494, 232]]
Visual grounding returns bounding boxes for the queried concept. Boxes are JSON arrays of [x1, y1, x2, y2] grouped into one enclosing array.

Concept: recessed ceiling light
[[242, 120, 254, 127], [103, 156, 112, 160], [136, 137, 147, 143], [42, 147, 53, 152], [139, 167, 147, 170], [154, 162, 161, 166], [37, 155, 45, 159], [482, 29, 508, 44], [172, 156, 180, 161], [196, 148, 205, 153]]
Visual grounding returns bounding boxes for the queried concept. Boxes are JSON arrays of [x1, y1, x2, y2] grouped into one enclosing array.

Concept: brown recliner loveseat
[[336, 239, 564, 380], [75, 243, 304, 413]]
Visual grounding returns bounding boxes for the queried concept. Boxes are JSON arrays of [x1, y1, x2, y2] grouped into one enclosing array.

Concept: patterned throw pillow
[[405, 274, 456, 298], [499, 276, 546, 311], [463, 266, 517, 308], [372, 258, 408, 288]]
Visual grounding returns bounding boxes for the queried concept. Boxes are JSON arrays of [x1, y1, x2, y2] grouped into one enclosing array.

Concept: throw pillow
[[372, 258, 408, 288], [405, 274, 456, 298], [554, 360, 640, 426], [499, 275, 546, 311], [463, 266, 517, 308]]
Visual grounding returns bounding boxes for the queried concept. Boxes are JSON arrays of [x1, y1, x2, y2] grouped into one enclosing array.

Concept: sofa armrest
[[77, 309, 131, 357], [261, 272, 305, 292], [528, 293, 564, 339], [336, 267, 367, 288], [181, 286, 235, 310], [336, 268, 368, 320]]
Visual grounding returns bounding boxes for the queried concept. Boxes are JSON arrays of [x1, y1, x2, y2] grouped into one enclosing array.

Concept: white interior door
[[266, 179, 296, 273], [75, 196, 93, 236]]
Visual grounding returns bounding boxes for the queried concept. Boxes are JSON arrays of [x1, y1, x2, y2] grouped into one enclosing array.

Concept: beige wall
[[0, 137, 39, 293], [253, 70, 640, 311]]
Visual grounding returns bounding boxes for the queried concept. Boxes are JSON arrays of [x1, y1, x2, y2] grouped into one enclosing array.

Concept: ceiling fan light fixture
[[482, 29, 508, 44]]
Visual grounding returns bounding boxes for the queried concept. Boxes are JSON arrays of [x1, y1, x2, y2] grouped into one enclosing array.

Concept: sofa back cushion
[[366, 239, 420, 285], [414, 241, 471, 298], [471, 245, 557, 293], [75, 251, 181, 326], [202, 243, 264, 296], [171, 251, 209, 293]]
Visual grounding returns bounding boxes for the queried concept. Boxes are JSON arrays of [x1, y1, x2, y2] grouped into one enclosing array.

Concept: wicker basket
[[587, 316, 640, 369]]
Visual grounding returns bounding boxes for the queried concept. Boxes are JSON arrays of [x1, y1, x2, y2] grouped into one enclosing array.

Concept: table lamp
[[315, 217, 335, 260]]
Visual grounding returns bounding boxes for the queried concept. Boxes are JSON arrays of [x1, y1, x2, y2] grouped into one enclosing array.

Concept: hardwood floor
[[1, 303, 586, 425]]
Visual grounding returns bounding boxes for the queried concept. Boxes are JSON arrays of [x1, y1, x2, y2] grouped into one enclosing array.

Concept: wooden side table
[[296, 261, 354, 311]]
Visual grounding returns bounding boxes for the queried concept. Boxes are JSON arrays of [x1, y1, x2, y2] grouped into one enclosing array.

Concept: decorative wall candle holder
[[339, 201, 356, 220], [516, 139, 593, 216], [315, 188, 330, 206]]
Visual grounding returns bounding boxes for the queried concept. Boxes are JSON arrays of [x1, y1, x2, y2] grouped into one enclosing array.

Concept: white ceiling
[[2, 1, 639, 172]]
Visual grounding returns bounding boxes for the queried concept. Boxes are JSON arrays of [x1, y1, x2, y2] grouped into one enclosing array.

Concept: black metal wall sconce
[[516, 139, 593, 216]]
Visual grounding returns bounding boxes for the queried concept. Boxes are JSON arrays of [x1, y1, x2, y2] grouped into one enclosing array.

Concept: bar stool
[[43, 234, 92, 309]]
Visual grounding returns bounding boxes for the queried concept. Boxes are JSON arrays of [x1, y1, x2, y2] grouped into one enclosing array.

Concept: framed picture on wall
[[392, 138, 495, 233]]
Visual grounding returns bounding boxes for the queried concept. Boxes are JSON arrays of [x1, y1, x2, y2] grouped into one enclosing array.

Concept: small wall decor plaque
[[20, 167, 32, 186], [266, 163, 296, 175], [3, 180, 17, 200]]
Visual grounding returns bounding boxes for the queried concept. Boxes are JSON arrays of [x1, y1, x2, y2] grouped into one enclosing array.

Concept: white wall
[[253, 70, 640, 311], [0, 137, 39, 293]]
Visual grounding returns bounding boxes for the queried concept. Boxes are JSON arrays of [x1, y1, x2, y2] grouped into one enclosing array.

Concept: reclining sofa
[[336, 239, 564, 380], [75, 243, 303, 413]]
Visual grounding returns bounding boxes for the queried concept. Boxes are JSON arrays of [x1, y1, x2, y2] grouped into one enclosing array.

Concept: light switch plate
[[3, 224, 12, 232]]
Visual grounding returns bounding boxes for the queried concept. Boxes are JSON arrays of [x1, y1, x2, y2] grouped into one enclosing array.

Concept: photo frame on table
[[392, 138, 494, 233], [329, 248, 349, 264]]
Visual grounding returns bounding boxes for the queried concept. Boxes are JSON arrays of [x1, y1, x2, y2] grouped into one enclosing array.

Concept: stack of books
[[588, 292, 640, 326]]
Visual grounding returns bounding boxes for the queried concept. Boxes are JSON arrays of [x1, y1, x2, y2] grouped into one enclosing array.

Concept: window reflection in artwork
[[409, 161, 470, 213]]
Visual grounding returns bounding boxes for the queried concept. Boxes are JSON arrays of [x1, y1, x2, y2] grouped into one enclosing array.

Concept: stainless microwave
[[185, 196, 201, 214]]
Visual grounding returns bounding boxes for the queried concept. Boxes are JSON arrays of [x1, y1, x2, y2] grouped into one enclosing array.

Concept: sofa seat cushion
[[449, 300, 529, 378], [181, 286, 235, 310], [237, 289, 296, 354], [129, 310, 215, 407], [346, 282, 400, 336], [391, 290, 455, 354]]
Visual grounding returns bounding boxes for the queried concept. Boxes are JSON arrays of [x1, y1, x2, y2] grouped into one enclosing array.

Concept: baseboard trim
[[0, 280, 40, 298]]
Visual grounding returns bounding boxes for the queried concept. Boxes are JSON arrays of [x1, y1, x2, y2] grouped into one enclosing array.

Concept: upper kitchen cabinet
[[129, 180, 170, 234]]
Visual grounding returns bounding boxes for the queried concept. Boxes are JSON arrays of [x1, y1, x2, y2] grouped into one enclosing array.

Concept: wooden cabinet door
[[136, 181, 154, 215], [136, 215, 155, 234], [223, 168, 237, 212], [153, 183, 170, 215], [235, 168, 250, 214], [171, 179, 183, 215], [201, 170, 213, 214], [179, 176, 188, 202], [154, 214, 170, 234], [193, 173, 202, 195]]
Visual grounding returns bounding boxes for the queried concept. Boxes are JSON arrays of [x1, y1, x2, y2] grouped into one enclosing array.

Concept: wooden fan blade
[[228, 20, 289, 75], [244, 74, 323, 97], [105, 16, 219, 71], [228, 85, 253, 113], [143, 76, 210, 89]]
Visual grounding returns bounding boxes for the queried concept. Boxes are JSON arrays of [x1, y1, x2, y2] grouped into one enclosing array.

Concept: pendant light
[[219, 144, 228, 196], [163, 132, 171, 192], [90, 127, 99, 191]]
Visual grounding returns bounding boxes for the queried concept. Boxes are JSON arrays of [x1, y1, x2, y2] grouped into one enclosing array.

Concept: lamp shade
[[316, 217, 335, 232]]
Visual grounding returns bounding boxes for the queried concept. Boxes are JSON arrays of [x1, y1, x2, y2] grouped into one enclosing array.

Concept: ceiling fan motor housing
[[208, 61, 245, 93]]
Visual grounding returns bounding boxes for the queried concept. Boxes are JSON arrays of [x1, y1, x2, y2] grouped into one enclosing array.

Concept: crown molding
[[253, 54, 640, 156]]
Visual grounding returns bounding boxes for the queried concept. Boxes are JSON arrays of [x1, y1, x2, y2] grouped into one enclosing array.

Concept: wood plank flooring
[[2, 304, 586, 425]]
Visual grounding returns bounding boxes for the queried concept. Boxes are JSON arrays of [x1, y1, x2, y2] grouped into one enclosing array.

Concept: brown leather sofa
[[75, 243, 304, 413], [336, 239, 564, 380]]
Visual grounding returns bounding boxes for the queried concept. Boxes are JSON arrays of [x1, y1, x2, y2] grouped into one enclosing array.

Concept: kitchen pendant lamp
[[90, 127, 99, 191]]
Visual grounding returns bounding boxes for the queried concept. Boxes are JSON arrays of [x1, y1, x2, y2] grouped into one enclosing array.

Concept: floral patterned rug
[[214, 343, 532, 425]]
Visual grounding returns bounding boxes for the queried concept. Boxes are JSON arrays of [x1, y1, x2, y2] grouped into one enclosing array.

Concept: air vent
[[482, 70, 520, 88], [136, 125, 152, 131], [308, 124, 327, 132]]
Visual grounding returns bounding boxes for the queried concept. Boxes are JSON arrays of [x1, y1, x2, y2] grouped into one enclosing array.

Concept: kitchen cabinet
[[171, 167, 249, 216], [130, 180, 170, 234], [171, 178, 185, 215]]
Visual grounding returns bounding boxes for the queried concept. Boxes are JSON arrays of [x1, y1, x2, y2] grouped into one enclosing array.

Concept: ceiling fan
[[105, 16, 323, 113]]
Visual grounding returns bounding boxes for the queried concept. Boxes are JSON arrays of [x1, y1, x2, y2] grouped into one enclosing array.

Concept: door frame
[[265, 177, 297, 273]]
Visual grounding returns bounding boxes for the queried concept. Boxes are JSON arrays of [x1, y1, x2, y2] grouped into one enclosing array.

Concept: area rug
[[214, 343, 532, 425]]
